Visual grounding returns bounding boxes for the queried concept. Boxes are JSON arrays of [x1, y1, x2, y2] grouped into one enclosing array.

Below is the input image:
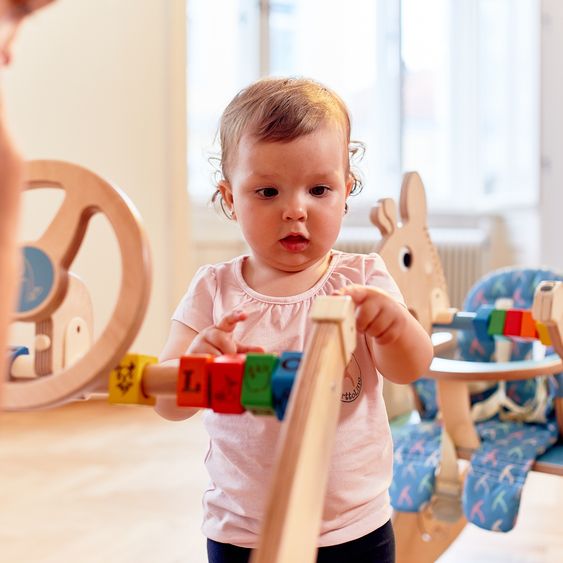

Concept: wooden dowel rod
[[89, 360, 179, 397], [142, 360, 179, 397], [433, 312, 475, 331]]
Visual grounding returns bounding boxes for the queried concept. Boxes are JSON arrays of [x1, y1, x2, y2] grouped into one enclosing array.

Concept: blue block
[[272, 351, 302, 421], [474, 305, 495, 342]]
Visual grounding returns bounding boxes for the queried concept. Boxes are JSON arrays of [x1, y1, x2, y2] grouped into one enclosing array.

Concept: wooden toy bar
[[532, 280, 563, 358], [106, 350, 302, 420], [428, 286, 563, 381], [250, 295, 356, 563], [433, 305, 553, 345]]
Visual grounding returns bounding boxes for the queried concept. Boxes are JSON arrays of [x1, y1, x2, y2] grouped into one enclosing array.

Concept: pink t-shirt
[[172, 250, 404, 548]]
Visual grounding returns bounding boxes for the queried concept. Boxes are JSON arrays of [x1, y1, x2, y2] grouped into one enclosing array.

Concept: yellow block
[[535, 322, 552, 346], [108, 353, 157, 405]]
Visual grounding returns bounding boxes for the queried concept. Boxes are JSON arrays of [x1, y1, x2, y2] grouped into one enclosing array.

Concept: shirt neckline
[[233, 251, 343, 305]]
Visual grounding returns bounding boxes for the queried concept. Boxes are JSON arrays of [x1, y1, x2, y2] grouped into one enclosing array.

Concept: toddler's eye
[[310, 185, 330, 197], [256, 187, 279, 198]]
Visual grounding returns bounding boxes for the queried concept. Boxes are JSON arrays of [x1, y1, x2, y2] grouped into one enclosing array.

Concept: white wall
[[4, 0, 192, 355], [540, 0, 563, 273]]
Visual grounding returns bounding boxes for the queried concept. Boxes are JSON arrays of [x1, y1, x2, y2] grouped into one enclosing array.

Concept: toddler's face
[[219, 121, 353, 274]]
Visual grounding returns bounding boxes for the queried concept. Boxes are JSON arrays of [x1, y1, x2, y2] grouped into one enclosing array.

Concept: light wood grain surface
[[1, 400, 562, 563]]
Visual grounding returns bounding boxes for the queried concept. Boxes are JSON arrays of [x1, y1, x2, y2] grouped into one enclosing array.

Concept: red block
[[503, 310, 523, 337], [177, 354, 213, 407], [210, 354, 246, 414]]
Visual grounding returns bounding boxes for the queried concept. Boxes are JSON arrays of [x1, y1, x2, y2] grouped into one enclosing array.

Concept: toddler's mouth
[[280, 234, 310, 252]]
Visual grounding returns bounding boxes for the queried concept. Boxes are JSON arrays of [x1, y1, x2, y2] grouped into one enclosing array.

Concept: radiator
[[433, 229, 491, 308], [334, 227, 491, 309]]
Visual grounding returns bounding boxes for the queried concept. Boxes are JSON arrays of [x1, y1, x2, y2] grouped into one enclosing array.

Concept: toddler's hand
[[188, 309, 264, 356], [335, 285, 407, 346]]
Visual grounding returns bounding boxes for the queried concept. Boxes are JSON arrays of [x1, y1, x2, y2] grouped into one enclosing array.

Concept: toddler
[[157, 77, 433, 563]]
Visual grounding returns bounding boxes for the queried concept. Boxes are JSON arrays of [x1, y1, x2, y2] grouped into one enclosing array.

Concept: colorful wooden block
[[487, 309, 507, 336], [473, 305, 494, 342], [520, 311, 537, 339], [109, 353, 157, 405], [503, 310, 523, 337], [209, 354, 246, 414], [272, 351, 302, 421], [536, 322, 552, 346], [241, 353, 278, 414], [177, 354, 213, 407]]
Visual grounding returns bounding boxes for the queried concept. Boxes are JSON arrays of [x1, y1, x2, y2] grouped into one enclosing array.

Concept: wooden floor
[[1, 400, 562, 563]]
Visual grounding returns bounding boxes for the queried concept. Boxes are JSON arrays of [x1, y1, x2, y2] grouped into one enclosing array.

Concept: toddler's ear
[[345, 173, 354, 197], [218, 179, 234, 207], [218, 180, 237, 220]]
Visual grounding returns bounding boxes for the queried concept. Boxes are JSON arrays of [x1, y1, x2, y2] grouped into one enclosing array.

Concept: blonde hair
[[212, 77, 364, 215]]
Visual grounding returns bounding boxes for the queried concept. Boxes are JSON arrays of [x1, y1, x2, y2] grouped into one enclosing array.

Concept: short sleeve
[[172, 265, 217, 332], [364, 253, 405, 306]]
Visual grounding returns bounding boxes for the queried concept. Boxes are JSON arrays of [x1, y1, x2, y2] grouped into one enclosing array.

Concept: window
[[401, 0, 539, 209], [187, 0, 259, 205], [187, 0, 539, 214]]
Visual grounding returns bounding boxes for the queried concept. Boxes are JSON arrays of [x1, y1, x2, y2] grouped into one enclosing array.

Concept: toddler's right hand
[[187, 309, 264, 356]]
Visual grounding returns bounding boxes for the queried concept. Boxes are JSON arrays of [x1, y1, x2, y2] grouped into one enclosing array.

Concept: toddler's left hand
[[334, 284, 407, 346]]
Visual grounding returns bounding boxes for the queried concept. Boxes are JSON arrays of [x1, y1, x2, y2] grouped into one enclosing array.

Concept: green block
[[487, 309, 506, 336], [241, 354, 278, 414]]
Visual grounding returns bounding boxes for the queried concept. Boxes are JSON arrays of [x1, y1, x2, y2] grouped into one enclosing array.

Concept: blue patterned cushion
[[390, 421, 442, 511], [391, 418, 559, 532], [392, 267, 563, 532], [464, 419, 558, 531]]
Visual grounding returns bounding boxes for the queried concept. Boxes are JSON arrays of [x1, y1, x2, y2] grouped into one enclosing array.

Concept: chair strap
[[430, 428, 463, 523]]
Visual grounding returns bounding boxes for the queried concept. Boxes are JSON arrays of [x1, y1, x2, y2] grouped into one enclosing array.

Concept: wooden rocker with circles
[[4, 160, 152, 411]]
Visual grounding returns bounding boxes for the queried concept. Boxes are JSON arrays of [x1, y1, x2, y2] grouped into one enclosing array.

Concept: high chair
[[372, 172, 563, 562]]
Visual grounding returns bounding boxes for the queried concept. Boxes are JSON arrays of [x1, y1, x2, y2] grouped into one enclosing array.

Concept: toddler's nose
[[282, 204, 306, 221], [282, 195, 307, 221]]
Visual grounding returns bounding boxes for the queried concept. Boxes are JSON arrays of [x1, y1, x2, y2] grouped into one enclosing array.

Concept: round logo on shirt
[[341, 353, 362, 403]]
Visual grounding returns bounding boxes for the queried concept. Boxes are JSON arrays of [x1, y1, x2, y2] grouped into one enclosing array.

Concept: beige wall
[[4, 0, 192, 356]]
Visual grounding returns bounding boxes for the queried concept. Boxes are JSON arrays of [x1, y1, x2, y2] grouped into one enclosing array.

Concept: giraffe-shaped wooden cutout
[[371, 171, 455, 334]]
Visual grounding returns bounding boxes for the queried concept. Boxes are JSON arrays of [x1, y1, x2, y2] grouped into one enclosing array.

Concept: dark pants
[[207, 520, 395, 563]]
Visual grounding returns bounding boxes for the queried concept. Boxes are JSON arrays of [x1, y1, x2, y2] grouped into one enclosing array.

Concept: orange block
[[520, 311, 537, 339], [177, 354, 213, 407], [536, 322, 552, 346]]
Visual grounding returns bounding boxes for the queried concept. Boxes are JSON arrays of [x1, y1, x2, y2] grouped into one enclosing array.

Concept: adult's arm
[[0, 100, 23, 395]]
